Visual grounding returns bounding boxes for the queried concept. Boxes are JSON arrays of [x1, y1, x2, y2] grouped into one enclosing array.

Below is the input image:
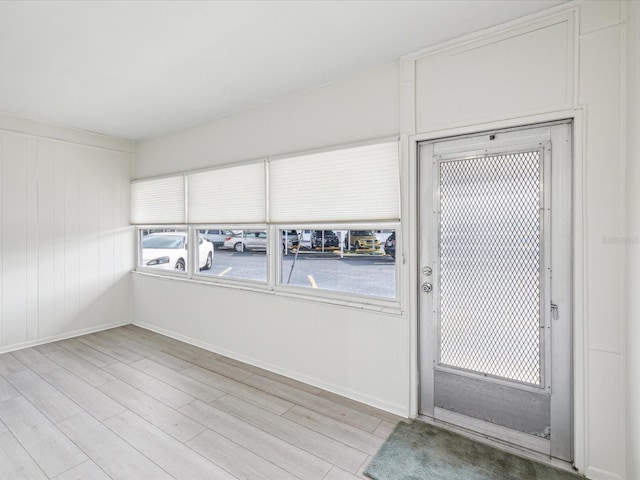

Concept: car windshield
[[351, 231, 373, 236], [142, 235, 185, 249]]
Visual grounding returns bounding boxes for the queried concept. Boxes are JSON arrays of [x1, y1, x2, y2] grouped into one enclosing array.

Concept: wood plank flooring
[[0, 325, 402, 479]]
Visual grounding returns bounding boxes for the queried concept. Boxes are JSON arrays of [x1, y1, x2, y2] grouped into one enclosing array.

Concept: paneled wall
[[0, 114, 134, 351], [578, 5, 626, 478], [625, 2, 639, 478]]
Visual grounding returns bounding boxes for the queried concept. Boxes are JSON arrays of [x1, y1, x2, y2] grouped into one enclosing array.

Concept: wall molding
[[0, 111, 134, 153]]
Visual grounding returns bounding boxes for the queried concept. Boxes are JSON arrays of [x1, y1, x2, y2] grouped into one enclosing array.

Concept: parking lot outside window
[[138, 228, 192, 273], [194, 228, 268, 283], [278, 228, 397, 300]]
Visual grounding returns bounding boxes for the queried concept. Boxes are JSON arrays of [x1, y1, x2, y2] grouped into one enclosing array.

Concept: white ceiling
[[0, 0, 566, 141]]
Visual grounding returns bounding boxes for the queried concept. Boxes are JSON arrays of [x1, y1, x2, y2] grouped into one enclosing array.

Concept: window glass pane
[[196, 229, 267, 282], [280, 228, 396, 299], [139, 228, 189, 273]]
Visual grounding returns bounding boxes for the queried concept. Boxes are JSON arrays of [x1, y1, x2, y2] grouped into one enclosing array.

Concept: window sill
[[131, 270, 405, 317]]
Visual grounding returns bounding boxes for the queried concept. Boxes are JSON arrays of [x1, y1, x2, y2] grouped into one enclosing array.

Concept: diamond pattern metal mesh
[[438, 151, 542, 385]]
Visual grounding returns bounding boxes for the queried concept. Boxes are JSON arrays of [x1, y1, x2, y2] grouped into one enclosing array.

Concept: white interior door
[[419, 122, 572, 461]]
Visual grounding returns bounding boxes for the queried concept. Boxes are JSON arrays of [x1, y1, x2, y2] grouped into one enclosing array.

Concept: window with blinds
[[131, 175, 185, 224], [268, 141, 400, 223], [187, 162, 266, 224], [131, 139, 401, 303]]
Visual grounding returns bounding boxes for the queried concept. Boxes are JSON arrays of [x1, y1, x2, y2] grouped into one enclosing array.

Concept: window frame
[[135, 223, 402, 310], [132, 137, 403, 312]]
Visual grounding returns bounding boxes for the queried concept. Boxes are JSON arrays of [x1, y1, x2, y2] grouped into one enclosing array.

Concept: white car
[[141, 232, 213, 271]]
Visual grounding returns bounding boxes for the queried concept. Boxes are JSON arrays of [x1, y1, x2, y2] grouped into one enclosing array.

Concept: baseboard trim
[[0, 320, 131, 354], [584, 466, 623, 480]]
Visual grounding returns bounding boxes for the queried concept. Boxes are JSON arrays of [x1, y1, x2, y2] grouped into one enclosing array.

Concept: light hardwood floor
[[0, 325, 401, 479]]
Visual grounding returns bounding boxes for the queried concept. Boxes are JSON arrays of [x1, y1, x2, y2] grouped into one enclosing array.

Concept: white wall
[[625, 1, 639, 479], [133, 2, 636, 478], [404, 2, 632, 478], [0, 113, 134, 352], [133, 63, 409, 415], [135, 63, 399, 177], [577, 4, 626, 478], [133, 276, 409, 414]]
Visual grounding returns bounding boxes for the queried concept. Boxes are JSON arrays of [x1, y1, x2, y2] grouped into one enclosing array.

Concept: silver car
[[223, 230, 267, 252], [200, 229, 232, 248]]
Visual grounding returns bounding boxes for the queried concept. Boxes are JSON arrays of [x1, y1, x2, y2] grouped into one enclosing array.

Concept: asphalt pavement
[[198, 248, 396, 298]]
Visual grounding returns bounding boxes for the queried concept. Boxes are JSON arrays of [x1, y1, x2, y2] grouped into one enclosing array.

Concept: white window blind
[[187, 162, 266, 223], [269, 141, 400, 223], [131, 175, 185, 224]]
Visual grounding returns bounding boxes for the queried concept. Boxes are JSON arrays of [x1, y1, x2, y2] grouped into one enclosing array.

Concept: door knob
[[422, 282, 432, 293]]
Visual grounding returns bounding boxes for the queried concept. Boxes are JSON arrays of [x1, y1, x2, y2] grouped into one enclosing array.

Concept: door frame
[[410, 119, 577, 462]]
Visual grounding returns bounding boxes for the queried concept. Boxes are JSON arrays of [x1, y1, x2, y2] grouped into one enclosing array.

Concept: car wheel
[[175, 258, 186, 271], [202, 251, 212, 270], [234, 242, 244, 253]]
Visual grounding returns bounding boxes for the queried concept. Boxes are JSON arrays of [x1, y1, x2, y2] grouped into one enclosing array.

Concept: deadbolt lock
[[422, 266, 432, 276], [422, 282, 432, 293]]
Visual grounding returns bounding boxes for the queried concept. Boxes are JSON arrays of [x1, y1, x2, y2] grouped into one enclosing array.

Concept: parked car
[[294, 230, 312, 250], [384, 231, 396, 258], [141, 232, 213, 271], [223, 230, 268, 252], [282, 230, 300, 252], [344, 230, 381, 251], [200, 229, 232, 248], [311, 230, 340, 249]]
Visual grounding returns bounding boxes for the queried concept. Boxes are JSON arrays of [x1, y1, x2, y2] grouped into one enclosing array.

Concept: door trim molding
[[415, 119, 575, 462], [405, 107, 586, 471]]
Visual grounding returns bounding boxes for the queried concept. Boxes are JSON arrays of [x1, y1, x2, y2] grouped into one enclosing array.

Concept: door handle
[[422, 282, 432, 293]]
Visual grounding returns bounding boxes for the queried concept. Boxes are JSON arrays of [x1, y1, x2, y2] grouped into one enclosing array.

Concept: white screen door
[[419, 123, 572, 461]]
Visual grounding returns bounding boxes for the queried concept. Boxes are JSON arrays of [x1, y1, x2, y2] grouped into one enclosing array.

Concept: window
[[268, 142, 399, 223], [131, 176, 185, 224], [131, 139, 401, 306], [279, 228, 397, 299], [269, 141, 399, 300], [187, 162, 266, 224], [138, 228, 189, 273], [195, 229, 268, 283]]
